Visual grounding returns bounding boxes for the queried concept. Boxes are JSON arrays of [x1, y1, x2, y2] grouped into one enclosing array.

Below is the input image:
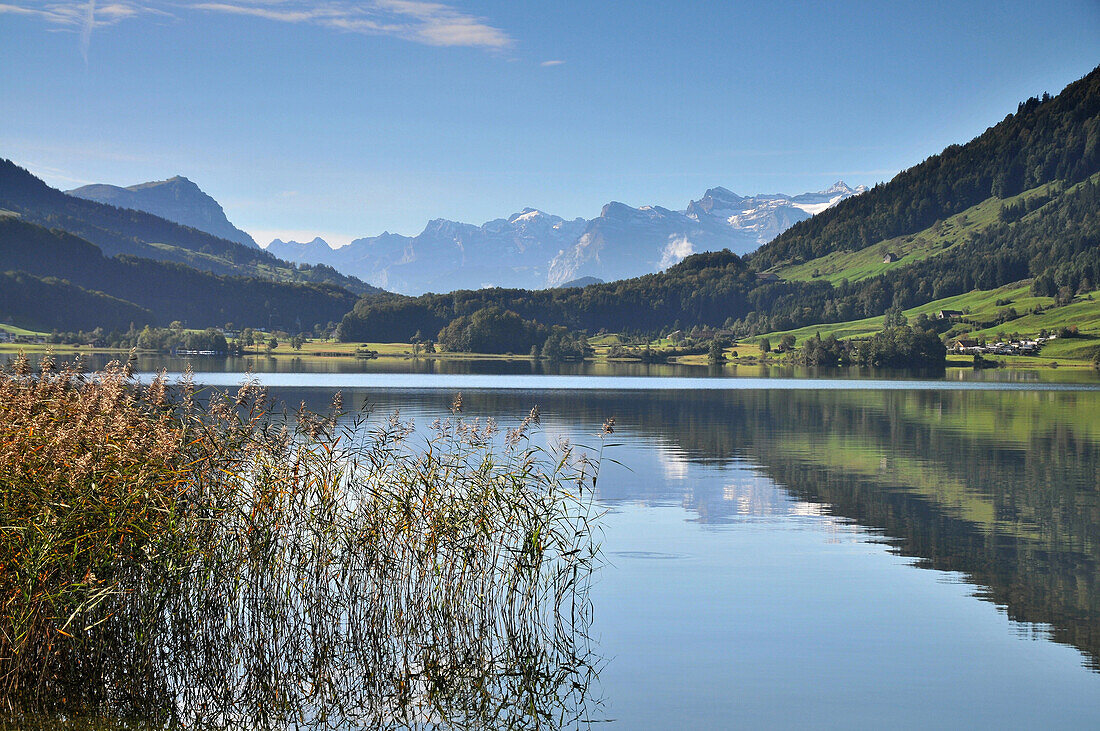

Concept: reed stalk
[[0, 353, 603, 729]]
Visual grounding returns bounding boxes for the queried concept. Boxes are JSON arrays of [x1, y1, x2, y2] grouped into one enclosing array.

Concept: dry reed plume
[[0, 352, 604, 729]]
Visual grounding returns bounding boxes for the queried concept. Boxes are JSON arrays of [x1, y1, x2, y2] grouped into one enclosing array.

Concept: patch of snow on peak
[[822, 181, 854, 195], [791, 197, 842, 216], [508, 208, 544, 223]]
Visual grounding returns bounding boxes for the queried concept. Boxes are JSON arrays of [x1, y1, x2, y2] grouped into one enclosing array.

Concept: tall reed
[[0, 353, 604, 728]]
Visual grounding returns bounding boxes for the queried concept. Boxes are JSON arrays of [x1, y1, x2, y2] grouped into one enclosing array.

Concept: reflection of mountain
[[77, 370, 1099, 673], [657, 389, 1100, 670], [272, 385, 1100, 671], [739, 390, 1100, 671]]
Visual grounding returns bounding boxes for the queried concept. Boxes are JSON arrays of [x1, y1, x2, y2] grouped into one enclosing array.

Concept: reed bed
[[0, 353, 604, 729]]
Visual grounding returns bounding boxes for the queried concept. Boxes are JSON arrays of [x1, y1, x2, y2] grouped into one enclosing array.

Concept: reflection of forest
[[305, 386, 1100, 671], [741, 390, 1100, 671]]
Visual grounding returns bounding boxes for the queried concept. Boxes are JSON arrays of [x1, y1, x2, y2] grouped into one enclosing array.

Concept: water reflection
[[277, 386, 1100, 672], [7, 355, 1100, 724], [9, 350, 1100, 383]]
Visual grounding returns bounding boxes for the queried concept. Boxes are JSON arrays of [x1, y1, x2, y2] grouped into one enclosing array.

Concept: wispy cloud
[[80, 0, 95, 64], [1, 0, 164, 63], [2, 0, 513, 51], [0, 1, 149, 27], [540, 59, 564, 67]]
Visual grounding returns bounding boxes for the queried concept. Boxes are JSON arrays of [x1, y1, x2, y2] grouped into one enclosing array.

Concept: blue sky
[[2, 1, 1098, 246]]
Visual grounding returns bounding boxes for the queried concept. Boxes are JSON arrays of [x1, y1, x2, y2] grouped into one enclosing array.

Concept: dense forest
[[338, 66, 1100, 345], [750, 66, 1100, 269], [0, 218, 358, 332], [0, 160, 379, 296], [0, 271, 153, 332]]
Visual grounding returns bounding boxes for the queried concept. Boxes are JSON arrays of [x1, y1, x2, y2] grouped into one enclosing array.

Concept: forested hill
[[750, 65, 1100, 270], [339, 65, 1100, 344], [0, 160, 381, 297], [337, 250, 796, 341], [0, 217, 359, 332]]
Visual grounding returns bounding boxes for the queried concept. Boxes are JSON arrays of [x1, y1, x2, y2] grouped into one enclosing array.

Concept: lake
[[12, 354, 1100, 727]]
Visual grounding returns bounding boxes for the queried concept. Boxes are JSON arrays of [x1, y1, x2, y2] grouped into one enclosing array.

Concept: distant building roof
[[755, 272, 780, 282]]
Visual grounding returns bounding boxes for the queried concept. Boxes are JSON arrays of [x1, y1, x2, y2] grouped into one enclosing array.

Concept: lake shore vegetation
[[0, 354, 603, 727]]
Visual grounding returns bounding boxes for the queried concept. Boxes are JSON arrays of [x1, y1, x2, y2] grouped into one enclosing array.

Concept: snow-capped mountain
[[545, 181, 866, 286], [266, 182, 865, 294], [267, 209, 587, 294]]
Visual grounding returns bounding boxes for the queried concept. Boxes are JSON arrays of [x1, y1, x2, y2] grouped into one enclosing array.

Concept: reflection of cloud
[[658, 446, 688, 482], [3, 0, 513, 50], [789, 501, 827, 517], [722, 476, 783, 516]]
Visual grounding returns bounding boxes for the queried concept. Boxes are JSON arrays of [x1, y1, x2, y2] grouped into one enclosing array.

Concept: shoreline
[[3, 342, 1096, 375]]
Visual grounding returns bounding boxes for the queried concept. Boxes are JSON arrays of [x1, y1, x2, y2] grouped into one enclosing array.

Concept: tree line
[[0, 218, 359, 333]]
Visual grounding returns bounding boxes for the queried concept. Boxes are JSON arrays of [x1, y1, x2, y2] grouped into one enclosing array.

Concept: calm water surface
[[17, 355, 1100, 727]]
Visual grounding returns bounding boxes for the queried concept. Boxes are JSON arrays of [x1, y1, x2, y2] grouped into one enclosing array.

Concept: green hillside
[[0, 271, 153, 332], [751, 281, 1100, 364], [773, 179, 1078, 284], [0, 218, 360, 333], [751, 67, 1100, 270]]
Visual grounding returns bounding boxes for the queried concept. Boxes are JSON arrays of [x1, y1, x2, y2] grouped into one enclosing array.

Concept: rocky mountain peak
[[67, 175, 259, 249]]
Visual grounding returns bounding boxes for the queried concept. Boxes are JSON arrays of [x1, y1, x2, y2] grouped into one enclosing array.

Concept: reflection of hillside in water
[[273, 386, 1100, 671]]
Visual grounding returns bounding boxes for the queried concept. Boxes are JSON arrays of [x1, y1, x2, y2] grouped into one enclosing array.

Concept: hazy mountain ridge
[[0, 216, 359, 332], [68, 176, 259, 249], [0, 160, 381, 297], [267, 183, 864, 295]]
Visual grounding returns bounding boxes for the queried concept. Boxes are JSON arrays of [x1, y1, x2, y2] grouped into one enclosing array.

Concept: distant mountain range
[[68, 176, 259, 249], [265, 183, 866, 295], [57, 170, 863, 296]]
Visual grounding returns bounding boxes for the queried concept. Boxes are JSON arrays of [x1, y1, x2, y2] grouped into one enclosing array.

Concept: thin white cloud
[[540, 59, 564, 67], [0, 1, 153, 27], [3, 1, 512, 50], [659, 235, 694, 270], [80, 0, 96, 64]]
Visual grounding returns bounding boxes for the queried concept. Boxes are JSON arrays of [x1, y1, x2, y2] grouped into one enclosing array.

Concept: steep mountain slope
[[268, 184, 861, 294], [67, 176, 259, 249], [0, 160, 380, 297], [0, 217, 359, 332], [751, 68, 1100, 270]]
